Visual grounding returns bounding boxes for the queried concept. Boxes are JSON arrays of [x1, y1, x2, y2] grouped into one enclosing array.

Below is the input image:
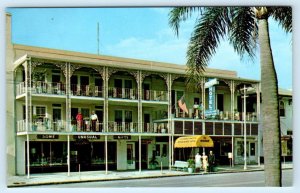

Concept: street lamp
[[240, 84, 249, 170]]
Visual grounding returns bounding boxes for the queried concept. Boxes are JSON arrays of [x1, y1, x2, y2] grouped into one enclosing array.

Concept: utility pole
[[97, 22, 100, 55]]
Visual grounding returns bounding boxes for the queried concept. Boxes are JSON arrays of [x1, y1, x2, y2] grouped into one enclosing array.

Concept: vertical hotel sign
[[205, 78, 219, 116], [208, 86, 215, 111]]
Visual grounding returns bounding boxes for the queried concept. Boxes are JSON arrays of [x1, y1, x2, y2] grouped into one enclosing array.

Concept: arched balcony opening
[[108, 71, 138, 100], [70, 67, 103, 98], [142, 74, 168, 102]]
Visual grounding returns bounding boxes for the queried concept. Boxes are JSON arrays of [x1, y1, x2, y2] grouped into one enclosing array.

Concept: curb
[[7, 167, 293, 187]]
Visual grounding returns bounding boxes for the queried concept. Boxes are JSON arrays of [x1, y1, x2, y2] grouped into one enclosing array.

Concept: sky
[[7, 7, 292, 90]]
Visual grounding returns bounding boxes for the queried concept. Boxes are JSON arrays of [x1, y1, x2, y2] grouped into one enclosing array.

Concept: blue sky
[[7, 7, 292, 89]]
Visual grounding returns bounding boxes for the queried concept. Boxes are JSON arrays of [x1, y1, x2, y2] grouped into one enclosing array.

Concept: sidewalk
[[7, 163, 293, 187]]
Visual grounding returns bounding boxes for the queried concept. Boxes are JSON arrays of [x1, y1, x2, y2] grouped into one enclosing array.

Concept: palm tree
[[169, 7, 292, 186]]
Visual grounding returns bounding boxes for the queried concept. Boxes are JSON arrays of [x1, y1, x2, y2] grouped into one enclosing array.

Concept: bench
[[171, 161, 188, 171]]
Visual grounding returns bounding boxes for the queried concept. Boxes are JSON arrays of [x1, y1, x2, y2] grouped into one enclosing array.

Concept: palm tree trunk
[[258, 18, 282, 186]]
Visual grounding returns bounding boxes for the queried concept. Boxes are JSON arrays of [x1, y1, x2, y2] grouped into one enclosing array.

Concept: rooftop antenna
[[97, 22, 100, 55]]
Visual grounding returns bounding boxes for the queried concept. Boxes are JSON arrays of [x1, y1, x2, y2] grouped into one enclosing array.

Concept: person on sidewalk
[[202, 152, 208, 172], [208, 150, 216, 172], [195, 152, 202, 172]]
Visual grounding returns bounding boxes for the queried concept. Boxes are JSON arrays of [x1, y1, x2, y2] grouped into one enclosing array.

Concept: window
[[124, 80, 133, 89], [279, 101, 285, 117], [35, 106, 46, 118], [115, 110, 122, 122], [194, 98, 200, 105], [125, 111, 132, 122], [217, 94, 224, 111]]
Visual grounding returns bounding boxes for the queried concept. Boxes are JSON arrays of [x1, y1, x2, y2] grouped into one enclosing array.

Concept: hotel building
[[6, 13, 292, 176]]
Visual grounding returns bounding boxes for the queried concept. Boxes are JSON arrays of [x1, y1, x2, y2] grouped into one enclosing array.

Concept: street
[[29, 169, 293, 187]]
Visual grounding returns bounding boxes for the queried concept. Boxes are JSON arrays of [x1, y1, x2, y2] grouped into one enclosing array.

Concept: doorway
[[144, 113, 150, 132], [127, 142, 135, 169], [53, 108, 62, 131], [80, 76, 89, 96]]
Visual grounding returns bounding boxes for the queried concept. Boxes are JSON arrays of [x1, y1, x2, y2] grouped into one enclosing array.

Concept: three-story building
[[6, 13, 292, 177]]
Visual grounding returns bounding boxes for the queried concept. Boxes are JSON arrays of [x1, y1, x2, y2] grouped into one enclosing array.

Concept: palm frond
[[228, 7, 257, 60], [168, 7, 201, 37], [269, 6, 292, 33], [186, 7, 230, 77]]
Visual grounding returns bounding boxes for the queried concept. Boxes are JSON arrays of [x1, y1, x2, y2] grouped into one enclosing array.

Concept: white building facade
[[6, 13, 292, 176]]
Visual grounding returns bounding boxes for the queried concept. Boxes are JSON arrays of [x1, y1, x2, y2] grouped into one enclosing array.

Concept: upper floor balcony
[[174, 108, 258, 122], [71, 84, 103, 97], [16, 81, 66, 97], [17, 116, 258, 136], [142, 90, 168, 102], [17, 119, 169, 134], [16, 81, 104, 98], [17, 118, 67, 133], [108, 87, 138, 100], [107, 87, 168, 102]]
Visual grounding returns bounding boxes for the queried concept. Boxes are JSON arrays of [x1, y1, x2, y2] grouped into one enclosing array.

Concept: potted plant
[[187, 159, 195, 173], [149, 157, 159, 170]]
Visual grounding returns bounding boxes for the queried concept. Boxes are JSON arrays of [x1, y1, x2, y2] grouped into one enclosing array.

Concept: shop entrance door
[[155, 142, 169, 168], [127, 142, 135, 169]]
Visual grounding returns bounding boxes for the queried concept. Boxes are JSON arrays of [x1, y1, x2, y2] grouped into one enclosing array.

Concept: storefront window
[[27, 142, 67, 173], [91, 142, 105, 164], [220, 142, 231, 156]]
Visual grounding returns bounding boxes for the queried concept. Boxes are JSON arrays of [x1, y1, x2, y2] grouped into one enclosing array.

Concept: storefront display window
[[26, 142, 67, 173]]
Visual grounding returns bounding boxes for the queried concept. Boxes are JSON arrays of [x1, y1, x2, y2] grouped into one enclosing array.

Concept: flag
[[178, 95, 189, 114]]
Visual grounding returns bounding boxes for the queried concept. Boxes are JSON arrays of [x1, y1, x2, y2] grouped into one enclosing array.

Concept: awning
[[174, 135, 214, 148]]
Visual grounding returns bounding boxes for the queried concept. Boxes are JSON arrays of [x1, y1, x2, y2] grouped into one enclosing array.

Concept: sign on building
[[205, 78, 219, 118]]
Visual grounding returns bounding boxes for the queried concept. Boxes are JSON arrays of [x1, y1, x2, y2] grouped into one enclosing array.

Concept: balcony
[[71, 84, 103, 97], [107, 122, 138, 133], [142, 122, 169, 133], [106, 122, 169, 134], [142, 90, 168, 102], [174, 108, 257, 122], [16, 81, 66, 97], [71, 120, 103, 132], [17, 119, 66, 132], [108, 87, 138, 100], [172, 119, 258, 136]]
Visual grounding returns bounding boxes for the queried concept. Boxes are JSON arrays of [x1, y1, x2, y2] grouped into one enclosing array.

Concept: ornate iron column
[[137, 71, 142, 133], [104, 67, 109, 132], [231, 80, 236, 120]]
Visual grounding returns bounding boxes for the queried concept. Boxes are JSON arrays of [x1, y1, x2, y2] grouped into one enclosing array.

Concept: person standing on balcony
[[90, 111, 98, 131], [199, 102, 203, 119], [193, 102, 199, 118], [76, 111, 83, 131]]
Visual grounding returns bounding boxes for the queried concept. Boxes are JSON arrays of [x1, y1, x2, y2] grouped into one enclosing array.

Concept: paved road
[[30, 169, 293, 187]]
